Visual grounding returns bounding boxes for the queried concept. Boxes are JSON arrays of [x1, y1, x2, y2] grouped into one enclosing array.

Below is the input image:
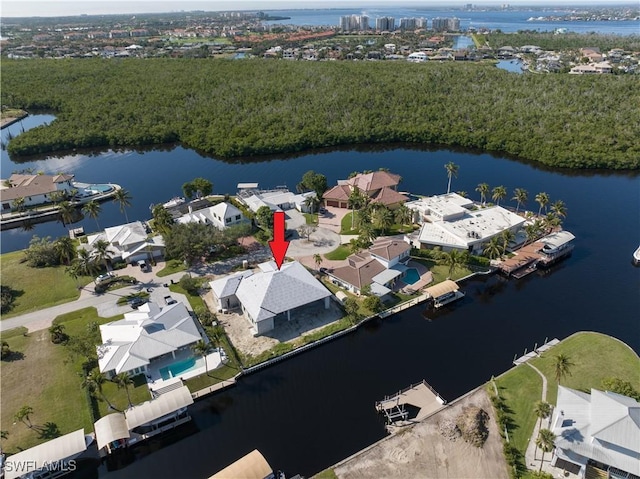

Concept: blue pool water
[[159, 356, 197, 380], [88, 184, 113, 193], [403, 268, 420, 285]]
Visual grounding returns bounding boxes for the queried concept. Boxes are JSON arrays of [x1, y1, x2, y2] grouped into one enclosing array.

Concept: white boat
[[434, 290, 466, 308], [633, 245, 640, 265], [162, 197, 185, 209]]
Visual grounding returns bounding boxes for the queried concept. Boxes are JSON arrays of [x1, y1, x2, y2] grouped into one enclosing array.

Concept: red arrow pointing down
[[268, 211, 289, 270]]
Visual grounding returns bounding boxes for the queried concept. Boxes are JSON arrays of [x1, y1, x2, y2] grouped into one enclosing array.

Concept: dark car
[[129, 297, 148, 309]]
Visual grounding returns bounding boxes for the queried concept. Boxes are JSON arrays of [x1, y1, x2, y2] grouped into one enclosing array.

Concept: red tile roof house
[[0, 173, 74, 212], [322, 171, 408, 209], [326, 238, 411, 297]]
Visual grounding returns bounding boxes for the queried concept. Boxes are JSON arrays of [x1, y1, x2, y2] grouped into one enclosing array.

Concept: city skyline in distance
[[2, 0, 630, 18]]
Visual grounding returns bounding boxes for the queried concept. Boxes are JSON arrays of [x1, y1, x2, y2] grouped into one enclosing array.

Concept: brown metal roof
[[210, 449, 273, 479], [1, 173, 74, 202], [425, 280, 459, 299]]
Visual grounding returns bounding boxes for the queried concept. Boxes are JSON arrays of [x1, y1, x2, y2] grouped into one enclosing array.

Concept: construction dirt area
[[331, 387, 509, 479]]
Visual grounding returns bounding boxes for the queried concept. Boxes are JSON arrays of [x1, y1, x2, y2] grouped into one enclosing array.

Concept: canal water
[[2, 116, 639, 478]]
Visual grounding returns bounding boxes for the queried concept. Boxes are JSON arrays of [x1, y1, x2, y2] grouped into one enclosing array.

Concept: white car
[[95, 272, 116, 283]]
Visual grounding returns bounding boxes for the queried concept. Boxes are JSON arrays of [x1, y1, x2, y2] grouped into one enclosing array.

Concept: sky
[[0, 0, 626, 18]]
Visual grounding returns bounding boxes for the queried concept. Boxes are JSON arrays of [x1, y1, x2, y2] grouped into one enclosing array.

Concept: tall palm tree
[[359, 222, 377, 245], [553, 354, 574, 384], [303, 195, 321, 214], [151, 205, 174, 236], [13, 196, 26, 213], [113, 189, 132, 223], [92, 239, 113, 272], [54, 236, 77, 265], [441, 249, 468, 279], [65, 262, 82, 289], [543, 212, 561, 234], [512, 188, 528, 213], [524, 223, 541, 245], [14, 405, 34, 429], [501, 229, 515, 255], [373, 206, 394, 234], [49, 190, 65, 206], [75, 249, 99, 278], [483, 236, 503, 260], [534, 401, 552, 431], [536, 429, 556, 472], [313, 253, 323, 270], [58, 201, 76, 229], [348, 186, 365, 230], [535, 192, 550, 217], [550, 200, 567, 219], [476, 183, 489, 206], [445, 162, 459, 194], [491, 186, 507, 206], [82, 369, 119, 411], [192, 340, 213, 377], [394, 205, 412, 232], [82, 200, 102, 231], [113, 372, 134, 408]]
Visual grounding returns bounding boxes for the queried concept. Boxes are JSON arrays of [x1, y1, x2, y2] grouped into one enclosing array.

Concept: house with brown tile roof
[[0, 173, 74, 211], [369, 238, 411, 268], [322, 171, 407, 209]]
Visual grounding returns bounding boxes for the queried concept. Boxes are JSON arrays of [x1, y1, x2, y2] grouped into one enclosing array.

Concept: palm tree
[[75, 249, 99, 278], [313, 253, 323, 270], [14, 405, 34, 429], [536, 428, 556, 472], [151, 205, 174, 236], [12, 196, 26, 214], [359, 222, 377, 245], [192, 340, 213, 377], [441, 249, 468, 279], [92, 239, 113, 272], [534, 401, 552, 431], [524, 223, 541, 245], [394, 205, 412, 232], [49, 190, 65, 206], [512, 188, 528, 213], [54, 236, 77, 265], [65, 262, 82, 289], [476, 183, 489, 206], [550, 200, 567, 219], [58, 201, 76, 229], [535, 192, 550, 217], [303, 195, 321, 214], [113, 372, 134, 408], [491, 186, 507, 206], [113, 189, 132, 223], [348, 186, 365, 230], [48, 324, 66, 344], [373, 206, 394, 234], [82, 200, 102, 231], [501, 229, 515, 256], [542, 212, 561, 234], [553, 354, 574, 384], [82, 369, 118, 411], [445, 162, 459, 194], [483, 236, 503, 260]]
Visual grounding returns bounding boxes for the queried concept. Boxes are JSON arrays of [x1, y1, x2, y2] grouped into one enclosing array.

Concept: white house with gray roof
[[210, 261, 331, 335], [550, 386, 640, 479], [86, 221, 164, 263], [97, 302, 202, 378], [176, 201, 248, 230]]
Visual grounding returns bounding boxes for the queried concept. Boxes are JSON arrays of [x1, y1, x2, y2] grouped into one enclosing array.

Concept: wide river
[[2, 116, 639, 478]]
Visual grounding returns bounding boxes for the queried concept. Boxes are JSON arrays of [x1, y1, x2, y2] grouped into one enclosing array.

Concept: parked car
[[95, 272, 116, 283], [137, 260, 150, 272], [129, 297, 148, 309], [164, 295, 177, 305]]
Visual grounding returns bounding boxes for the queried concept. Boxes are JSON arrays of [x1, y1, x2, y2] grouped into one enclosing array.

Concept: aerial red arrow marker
[[268, 211, 289, 270]]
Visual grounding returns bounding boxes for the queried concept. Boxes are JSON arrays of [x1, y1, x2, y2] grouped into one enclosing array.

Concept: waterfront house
[[237, 183, 317, 213], [210, 261, 331, 335], [407, 193, 525, 254], [86, 221, 164, 263], [550, 386, 640, 479], [0, 173, 74, 211], [322, 170, 407, 209], [327, 238, 411, 296], [96, 302, 202, 378], [176, 201, 248, 230]]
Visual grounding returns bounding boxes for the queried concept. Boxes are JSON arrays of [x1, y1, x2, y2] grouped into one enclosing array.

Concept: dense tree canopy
[[2, 58, 638, 169]]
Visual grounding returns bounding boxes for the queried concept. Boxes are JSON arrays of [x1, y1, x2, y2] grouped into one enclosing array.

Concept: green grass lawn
[[340, 212, 360, 235], [156, 259, 188, 277], [491, 331, 640, 471], [0, 251, 92, 319], [183, 363, 241, 392], [324, 245, 351, 261], [169, 282, 206, 311], [304, 213, 318, 225]]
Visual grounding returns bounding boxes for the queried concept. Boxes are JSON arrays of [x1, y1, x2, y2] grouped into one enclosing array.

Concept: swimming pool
[[403, 268, 421, 285], [159, 356, 200, 380], [88, 184, 114, 193]]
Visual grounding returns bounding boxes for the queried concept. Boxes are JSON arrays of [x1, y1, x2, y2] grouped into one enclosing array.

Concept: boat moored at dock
[[633, 246, 640, 266]]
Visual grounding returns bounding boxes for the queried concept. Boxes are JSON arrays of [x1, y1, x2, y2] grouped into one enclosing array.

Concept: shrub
[[363, 295, 383, 313], [1, 341, 11, 360], [456, 406, 490, 448], [179, 274, 200, 295]]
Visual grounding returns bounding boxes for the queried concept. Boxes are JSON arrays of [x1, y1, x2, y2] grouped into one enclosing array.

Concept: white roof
[[370, 282, 392, 297], [234, 261, 331, 322], [94, 413, 130, 451], [210, 270, 254, 299], [177, 202, 244, 227], [553, 386, 640, 476], [541, 231, 575, 249], [125, 386, 194, 430], [237, 183, 259, 189], [104, 221, 148, 247], [97, 302, 201, 374], [4, 429, 87, 479], [372, 268, 403, 285]]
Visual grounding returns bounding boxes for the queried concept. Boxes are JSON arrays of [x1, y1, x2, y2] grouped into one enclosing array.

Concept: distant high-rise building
[[340, 14, 370, 31], [375, 16, 395, 31], [399, 18, 417, 31], [359, 15, 370, 31], [432, 17, 460, 32], [416, 17, 428, 29], [448, 17, 460, 31]]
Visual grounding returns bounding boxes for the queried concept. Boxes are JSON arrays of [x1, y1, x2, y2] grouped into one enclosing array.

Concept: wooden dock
[[375, 380, 446, 425]]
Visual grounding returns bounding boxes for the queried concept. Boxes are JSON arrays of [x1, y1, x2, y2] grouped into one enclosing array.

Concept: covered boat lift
[[94, 413, 130, 455], [424, 280, 464, 308], [209, 449, 275, 479]]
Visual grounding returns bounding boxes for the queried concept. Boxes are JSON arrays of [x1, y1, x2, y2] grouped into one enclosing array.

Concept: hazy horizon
[[1, 0, 631, 19]]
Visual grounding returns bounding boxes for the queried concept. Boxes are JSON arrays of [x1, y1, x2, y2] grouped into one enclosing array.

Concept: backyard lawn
[[324, 245, 351, 261], [492, 331, 640, 472], [156, 259, 187, 277], [0, 251, 92, 318]]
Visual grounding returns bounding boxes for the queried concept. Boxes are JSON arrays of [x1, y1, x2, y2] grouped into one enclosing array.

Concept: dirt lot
[[332, 387, 508, 479], [203, 290, 343, 359]]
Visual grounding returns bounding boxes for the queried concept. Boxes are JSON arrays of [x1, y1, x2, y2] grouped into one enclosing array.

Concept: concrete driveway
[[284, 208, 306, 230], [286, 227, 341, 258]]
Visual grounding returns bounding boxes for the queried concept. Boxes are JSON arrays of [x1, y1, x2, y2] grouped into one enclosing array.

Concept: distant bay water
[[263, 7, 640, 35]]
